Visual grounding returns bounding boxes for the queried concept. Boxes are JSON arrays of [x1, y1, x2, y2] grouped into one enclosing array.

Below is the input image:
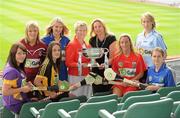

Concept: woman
[[135, 12, 167, 67], [66, 21, 92, 98], [146, 47, 175, 91], [111, 34, 146, 97], [89, 18, 116, 94], [34, 41, 68, 101], [20, 21, 47, 84], [2, 43, 32, 116], [42, 17, 70, 81]]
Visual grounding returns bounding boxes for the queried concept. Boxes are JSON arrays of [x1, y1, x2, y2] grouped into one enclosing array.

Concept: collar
[[73, 36, 87, 48], [152, 63, 166, 73], [143, 30, 155, 38]]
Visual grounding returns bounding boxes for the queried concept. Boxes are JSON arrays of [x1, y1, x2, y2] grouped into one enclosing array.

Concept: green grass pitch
[[0, 0, 180, 69]]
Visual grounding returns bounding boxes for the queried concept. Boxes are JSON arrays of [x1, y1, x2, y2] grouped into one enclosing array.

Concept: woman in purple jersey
[[2, 43, 32, 117]]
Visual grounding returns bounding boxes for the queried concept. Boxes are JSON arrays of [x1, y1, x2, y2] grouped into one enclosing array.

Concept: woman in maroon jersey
[[19, 21, 47, 99], [20, 21, 47, 83]]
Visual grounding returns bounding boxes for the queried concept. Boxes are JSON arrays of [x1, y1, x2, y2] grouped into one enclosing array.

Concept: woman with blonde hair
[[42, 17, 70, 81], [20, 21, 47, 84], [135, 12, 167, 67], [89, 18, 116, 94], [66, 21, 92, 98], [19, 21, 47, 99], [111, 34, 146, 97]]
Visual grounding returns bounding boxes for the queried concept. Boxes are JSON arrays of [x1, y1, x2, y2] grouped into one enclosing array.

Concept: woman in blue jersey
[[42, 17, 70, 81], [135, 12, 167, 67], [2, 43, 32, 116], [146, 47, 175, 91]]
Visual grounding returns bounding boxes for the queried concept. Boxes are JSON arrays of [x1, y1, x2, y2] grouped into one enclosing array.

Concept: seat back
[[19, 101, 50, 118], [120, 90, 152, 103], [75, 99, 117, 118], [176, 81, 180, 86], [0, 95, 2, 108], [41, 99, 80, 118], [172, 101, 180, 113], [59, 95, 87, 103], [1, 106, 15, 118], [87, 94, 118, 103], [123, 98, 173, 118], [174, 104, 180, 118], [121, 93, 160, 110], [166, 91, 180, 101], [93, 91, 112, 96], [157, 86, 180, 97]]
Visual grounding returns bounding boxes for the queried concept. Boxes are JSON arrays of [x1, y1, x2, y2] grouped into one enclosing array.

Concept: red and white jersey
[[20, 39, 47, 82], [112, 52, 146, 80]]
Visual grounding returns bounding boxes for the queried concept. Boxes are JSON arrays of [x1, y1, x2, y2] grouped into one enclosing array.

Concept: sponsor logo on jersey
[[139, 48, 151, 56], [148, 76, 152, 82], [118, 62, 123, 67], [132, 62, 137, 68], [159, 77, 164, 83], [118, 68, 136, 77], [25, 59, 40, 68]]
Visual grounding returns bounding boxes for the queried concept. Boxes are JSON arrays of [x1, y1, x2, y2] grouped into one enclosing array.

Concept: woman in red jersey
[[111, 34, 146, 97]]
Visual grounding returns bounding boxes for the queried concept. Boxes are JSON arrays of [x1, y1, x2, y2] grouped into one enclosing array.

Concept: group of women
[[1, 12, 176, 117]]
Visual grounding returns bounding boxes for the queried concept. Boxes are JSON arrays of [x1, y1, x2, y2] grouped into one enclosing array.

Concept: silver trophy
[[82, 48, 109, 68]]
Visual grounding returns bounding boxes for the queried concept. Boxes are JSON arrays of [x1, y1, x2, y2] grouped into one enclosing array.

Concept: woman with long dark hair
[[2, 43, 32, 117], [34, 41, 68, 101]]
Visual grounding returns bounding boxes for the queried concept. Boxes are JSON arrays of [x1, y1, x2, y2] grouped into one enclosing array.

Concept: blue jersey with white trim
[[146, 63, 175, 87], [135, 30, 167, 67], [42, 34, 70, 81]]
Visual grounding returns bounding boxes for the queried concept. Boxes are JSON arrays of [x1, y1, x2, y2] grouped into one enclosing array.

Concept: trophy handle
[[103, 48, 109, 69], [103, 48, 109, 53]]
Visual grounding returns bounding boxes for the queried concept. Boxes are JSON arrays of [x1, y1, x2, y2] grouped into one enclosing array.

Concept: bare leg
[[113, 87, 123, 97]]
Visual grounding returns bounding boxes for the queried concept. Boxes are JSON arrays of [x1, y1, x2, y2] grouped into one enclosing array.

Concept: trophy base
[[87, 63, 100, 68]]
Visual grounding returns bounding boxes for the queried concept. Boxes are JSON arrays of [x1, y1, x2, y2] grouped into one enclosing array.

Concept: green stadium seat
[[86, 94, 118, 103], [172, 101, 180, 113], [99, 98, 173, 118], [19, 101, 50, 118], [58, 99, 118, 118], [0, 106, 14, 118], [174, 104, 180, 118], [157, 86, 180, 97], [0, 95, 2, 108], [119, 90, 152, 103], [93, 91, 112, 96], [59, 95, 87, 103], [166, 91, 180, 101], [30, 99, 80, 118], [176, 81, 180, 86], [118, 93, 160, 110]]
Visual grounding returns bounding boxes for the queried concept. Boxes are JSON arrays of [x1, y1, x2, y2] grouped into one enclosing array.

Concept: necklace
[[96, 36, 107, 48]]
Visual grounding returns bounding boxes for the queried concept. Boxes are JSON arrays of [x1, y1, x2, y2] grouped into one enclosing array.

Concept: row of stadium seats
[[99, 98, 180, 118], [0, 86, 180, 118]]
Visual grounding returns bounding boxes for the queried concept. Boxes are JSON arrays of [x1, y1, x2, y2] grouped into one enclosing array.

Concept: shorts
[[112, 84, 139, 95]]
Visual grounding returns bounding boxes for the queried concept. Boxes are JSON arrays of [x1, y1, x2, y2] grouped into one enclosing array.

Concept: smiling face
[[52, 22, 63, 36], [52, 44, 61, 61], [76, 25, 87, 41], [93, 21, 105, 35], [16, 48, 26, 65], [119, 36, 131, 53], [27, 26, 39, 43]]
